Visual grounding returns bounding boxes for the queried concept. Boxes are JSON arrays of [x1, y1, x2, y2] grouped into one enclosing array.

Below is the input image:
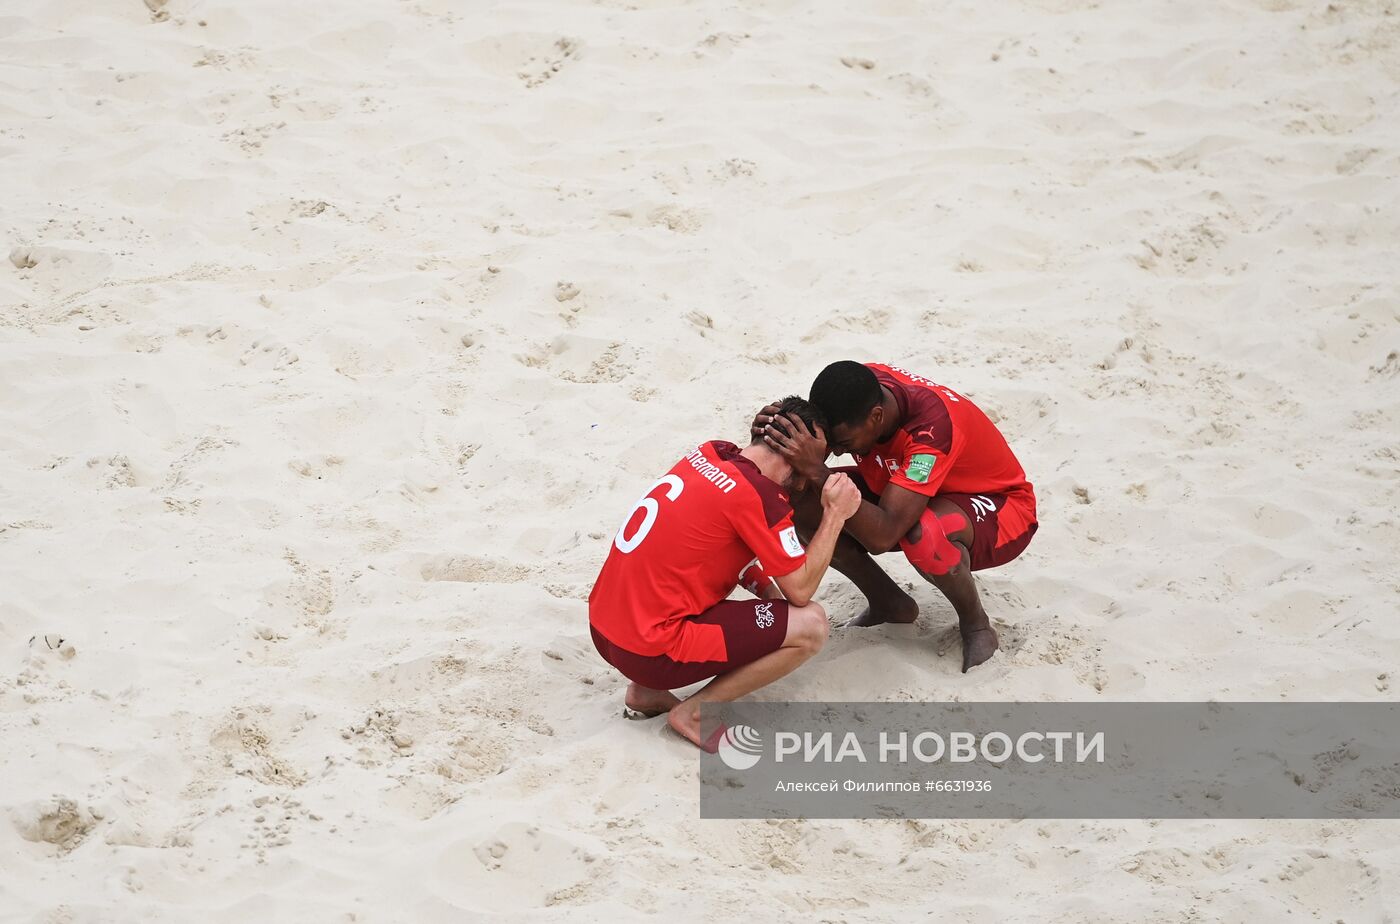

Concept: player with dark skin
[[751, 400, 1000, 673]]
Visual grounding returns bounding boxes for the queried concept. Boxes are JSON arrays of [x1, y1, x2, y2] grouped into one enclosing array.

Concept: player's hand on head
[[764, 412, 830, 479], [750, 402, 783, 440]]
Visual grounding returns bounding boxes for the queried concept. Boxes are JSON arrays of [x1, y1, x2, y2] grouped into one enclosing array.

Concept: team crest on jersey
[[754, 602, 776, 629]]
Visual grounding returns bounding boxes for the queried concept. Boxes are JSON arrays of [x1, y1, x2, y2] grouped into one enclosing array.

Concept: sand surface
[[2, 0, 1398, 920]]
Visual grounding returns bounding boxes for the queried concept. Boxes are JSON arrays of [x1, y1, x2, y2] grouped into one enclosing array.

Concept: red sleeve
[[886, 435, 958, 498], [875, 369, 963, 498], [727, 491, 806, 577]]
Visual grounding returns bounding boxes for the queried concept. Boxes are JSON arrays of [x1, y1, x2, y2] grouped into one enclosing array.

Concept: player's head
[[752, 395, 827, 490], [762, 395, 827, 441], [810, 361, 886, 456]]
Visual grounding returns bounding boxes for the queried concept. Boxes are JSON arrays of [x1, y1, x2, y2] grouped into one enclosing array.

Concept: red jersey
[[856, 363, 1036, 540], [589, 441, 806, 662]]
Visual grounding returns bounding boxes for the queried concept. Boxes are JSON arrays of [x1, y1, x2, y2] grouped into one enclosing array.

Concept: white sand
[[2, 0, 1398, 919]]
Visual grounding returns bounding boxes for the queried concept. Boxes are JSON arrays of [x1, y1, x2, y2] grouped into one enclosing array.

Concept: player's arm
[[737, 558, 787, 600], [772, 474, 862, 606], [765, 415, 940, 553], [841, 483, 928, 554]]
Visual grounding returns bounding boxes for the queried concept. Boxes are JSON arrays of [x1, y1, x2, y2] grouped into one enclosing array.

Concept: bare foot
[[961, 626, 999, 673], [624, 682, 680, 718], [667, 700, 704, 747], [846, 593, 920, 628]]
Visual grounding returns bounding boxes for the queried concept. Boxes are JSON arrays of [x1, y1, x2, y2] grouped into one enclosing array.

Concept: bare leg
[[834, 532, 920, 627], [624, 683, 680, 718], [912, 498, 999, 672], [796, 481, 999, 670], [667, 603, 828, 747], [791, 490, 918, 627]]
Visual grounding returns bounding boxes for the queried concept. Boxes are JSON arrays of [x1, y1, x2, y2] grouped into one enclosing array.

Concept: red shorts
[[938, 489, 1037, 571], [835, 467, 1037, 572], [590, 598, 790, 691]]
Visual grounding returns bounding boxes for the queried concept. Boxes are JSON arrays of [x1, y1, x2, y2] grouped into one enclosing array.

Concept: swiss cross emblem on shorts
[[754, 602, 776, 629]]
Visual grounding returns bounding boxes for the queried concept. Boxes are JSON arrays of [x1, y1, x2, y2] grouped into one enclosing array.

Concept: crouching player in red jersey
[[755, 362, 1038, 673], [589, 397, 862, 750]]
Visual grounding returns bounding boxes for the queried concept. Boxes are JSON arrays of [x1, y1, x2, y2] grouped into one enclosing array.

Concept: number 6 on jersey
[[614, 475, 684, 553]]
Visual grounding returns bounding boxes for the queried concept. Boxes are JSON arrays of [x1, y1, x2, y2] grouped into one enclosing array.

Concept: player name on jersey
[[686, 446, 737, 494]]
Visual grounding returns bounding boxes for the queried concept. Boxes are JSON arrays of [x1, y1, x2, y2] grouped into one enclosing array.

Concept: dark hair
[[752, 395, 828, 444], [810, 361, 881, 428]]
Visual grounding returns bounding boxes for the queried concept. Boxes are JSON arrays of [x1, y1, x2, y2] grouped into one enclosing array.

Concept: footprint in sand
[[695, 32, 750, 56], [647, 205, 704, 234], [514, 334, 634, 385], [519, 38, 579, 88], [239, 338, 300, 371], [86, 454, 139, 490], [210, 711, 306, 787], [420, 554, 531, 584], [799, 307, 891, 344], [433, 823, 602, 910], [11, 798, 99, 853], [464, 33, 580, 88], [6, 245, 113, 294], [236, 791, 320, 861], [287, 455, 345, 481], [1368, 351, 1398, 380], [541, 634, 602, 680], [341, 706, 416, 764]]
